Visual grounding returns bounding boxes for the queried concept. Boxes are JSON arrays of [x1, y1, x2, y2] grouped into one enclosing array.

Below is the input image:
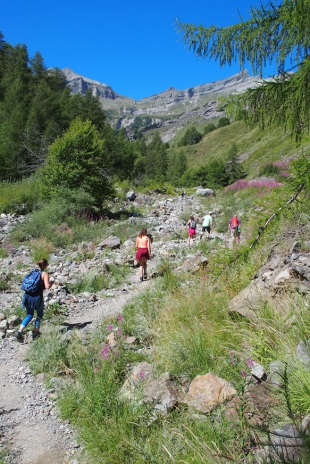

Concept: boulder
[[182, 373, 236, 413], [296, 339, 310, 366], [126, 191, 136, 201], [195, 188, 215, 197], [97, 236, 121, 250]]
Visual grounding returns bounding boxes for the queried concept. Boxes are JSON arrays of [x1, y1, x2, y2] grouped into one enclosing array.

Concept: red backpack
[[231, 216, 239, 228]]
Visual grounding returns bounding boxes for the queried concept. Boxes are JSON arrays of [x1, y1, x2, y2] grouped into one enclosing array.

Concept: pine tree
[[178, 0, 310, 141]]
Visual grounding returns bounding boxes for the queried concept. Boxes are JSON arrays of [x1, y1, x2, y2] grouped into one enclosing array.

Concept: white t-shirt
[[202, 215, 212, 227]]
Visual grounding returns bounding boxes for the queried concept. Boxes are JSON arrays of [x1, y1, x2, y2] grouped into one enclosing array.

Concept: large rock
[[296, 339, 310, 366], [182, 373, 236, 413], [179, 253, 208, 274], [126, 191, 136, 201], [195, 188, 215, 197], [97, 236, 121, 250], [119, 362, 180, 413]]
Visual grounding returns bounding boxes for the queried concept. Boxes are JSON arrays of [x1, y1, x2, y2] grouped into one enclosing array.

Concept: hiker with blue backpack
[[15, 259, 52, 341]]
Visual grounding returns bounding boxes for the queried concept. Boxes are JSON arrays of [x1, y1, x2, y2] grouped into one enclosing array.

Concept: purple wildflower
[[101, 344, 110, 359], [107, 324, 113, 331], [117, 314, 123, 323], [140, 371, 146, 379], [241, 370, 246, 378], [117, 328, 122, 337], [246, 358, 255, 368]]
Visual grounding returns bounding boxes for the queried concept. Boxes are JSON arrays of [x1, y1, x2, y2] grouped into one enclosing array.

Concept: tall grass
[[0, 176, 41, 214]]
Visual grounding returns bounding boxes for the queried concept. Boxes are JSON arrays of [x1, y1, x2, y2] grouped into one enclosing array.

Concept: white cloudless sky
[[2, 0, 276, 100]]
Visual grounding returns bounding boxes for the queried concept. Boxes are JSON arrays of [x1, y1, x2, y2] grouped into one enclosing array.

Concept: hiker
[[135, 229, 152, 282], [228, 214, 241, 243], [15, 259, 52, 341], [201, 212, 213, 239], [186, 215, 196, 247]]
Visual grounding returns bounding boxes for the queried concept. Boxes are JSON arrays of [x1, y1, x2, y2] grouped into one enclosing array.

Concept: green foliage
[[181, 159, 229, 188], [180, 126, 203, 146], [289, 154, 310, 193], [0, 36, 110, 180], [69, 265, 129, 293], [167, 151, 187, 184], [258, 163, 280, 177], [30, 237, 54, 262], [26, 329, 71, 375], [225, 142, 247, 183], [0, 176, 42, 213], [217, 117, 230, 128], [145, 131, 168, 181], [203, 122, 216, 134], [178, 0, 310, 140], [12, 187, 98, 245], [40, 118, 113, 207]]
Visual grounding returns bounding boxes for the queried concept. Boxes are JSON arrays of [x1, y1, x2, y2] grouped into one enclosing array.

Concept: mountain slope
[[62, 68, 264, 141]]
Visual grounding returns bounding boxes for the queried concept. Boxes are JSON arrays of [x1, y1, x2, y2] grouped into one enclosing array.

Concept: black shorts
[[202, 226, 211, 233]]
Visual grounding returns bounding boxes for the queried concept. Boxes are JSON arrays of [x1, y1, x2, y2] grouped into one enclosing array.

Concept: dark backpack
[[21, 269, 43, 294], [190, 220, 196, 229]]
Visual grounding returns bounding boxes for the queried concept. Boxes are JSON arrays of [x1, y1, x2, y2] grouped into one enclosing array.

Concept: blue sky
[[2, 0, 272, 100]]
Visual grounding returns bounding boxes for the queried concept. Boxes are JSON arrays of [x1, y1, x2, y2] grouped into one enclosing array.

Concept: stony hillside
[[62, 68, 263, 142]]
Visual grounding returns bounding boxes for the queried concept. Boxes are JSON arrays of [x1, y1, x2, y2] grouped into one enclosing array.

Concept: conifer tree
[[178, 0, 310, 141]]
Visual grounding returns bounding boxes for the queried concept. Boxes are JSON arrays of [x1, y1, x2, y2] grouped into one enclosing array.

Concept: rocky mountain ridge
[[62, 68, 263, 141]]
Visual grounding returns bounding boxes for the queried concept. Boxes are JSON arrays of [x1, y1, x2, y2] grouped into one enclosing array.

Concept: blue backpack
[[21, 269, 43, 294]]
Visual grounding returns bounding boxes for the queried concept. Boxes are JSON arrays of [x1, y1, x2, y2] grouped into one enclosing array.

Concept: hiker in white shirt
[[201, 212, 213, 239]]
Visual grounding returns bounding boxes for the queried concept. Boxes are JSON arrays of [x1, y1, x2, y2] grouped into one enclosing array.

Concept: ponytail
[[37, 259, 48, 270]]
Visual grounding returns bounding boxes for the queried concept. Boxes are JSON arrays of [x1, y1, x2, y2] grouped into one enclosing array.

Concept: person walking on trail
[[15, 259, 52, 342], [201, 212, 213, 239], [135, 229, 152, 282], [228, 214, 241, 243], [186, 215, 197, 247]]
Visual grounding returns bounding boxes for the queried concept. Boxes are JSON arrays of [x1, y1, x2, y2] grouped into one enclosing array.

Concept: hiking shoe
[[143, 273, 148, 280], [15, 331, 24, 342], [32, 330, 41, 340]]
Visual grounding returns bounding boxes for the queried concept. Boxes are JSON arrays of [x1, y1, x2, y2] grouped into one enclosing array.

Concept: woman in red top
[[135, 229, 152, 282]]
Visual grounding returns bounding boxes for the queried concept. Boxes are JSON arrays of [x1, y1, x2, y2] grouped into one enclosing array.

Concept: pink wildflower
[[101, 344, 110, 359], [107, 324, 113, 331], [117, 314, 123, 323]]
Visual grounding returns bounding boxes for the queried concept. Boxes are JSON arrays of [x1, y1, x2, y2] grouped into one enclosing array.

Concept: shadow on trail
[[60, 321, 93, 332]]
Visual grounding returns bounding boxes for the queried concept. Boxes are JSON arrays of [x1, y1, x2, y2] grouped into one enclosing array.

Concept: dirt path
[[0, 260, 156, 464], [1, 230, 230, 463]]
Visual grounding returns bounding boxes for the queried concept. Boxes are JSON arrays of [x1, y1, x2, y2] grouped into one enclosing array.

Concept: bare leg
[[139, 258, 147, 281]]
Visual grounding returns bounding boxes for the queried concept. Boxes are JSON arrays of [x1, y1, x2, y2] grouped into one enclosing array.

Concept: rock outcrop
[[62, 68, 263, 141]]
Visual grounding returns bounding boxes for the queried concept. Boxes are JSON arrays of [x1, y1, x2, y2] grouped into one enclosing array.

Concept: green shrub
[[217, 117, 231, 128], [204, 123, 216, 134], [258, 163, 280, 176], [0, 176, 41, 214], [180, 126, 203, 146], [40, 118, 113, 207]]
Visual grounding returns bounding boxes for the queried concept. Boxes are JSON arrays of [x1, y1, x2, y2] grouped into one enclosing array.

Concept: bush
[[217, 117, 231, 128], [0, 176, 41, 214], [40, 118, 113, 207], [180, 126, 203, 146], [258, 163, 280, 176], [13, 188, 98, 245], [204, 123, 216, 134]]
